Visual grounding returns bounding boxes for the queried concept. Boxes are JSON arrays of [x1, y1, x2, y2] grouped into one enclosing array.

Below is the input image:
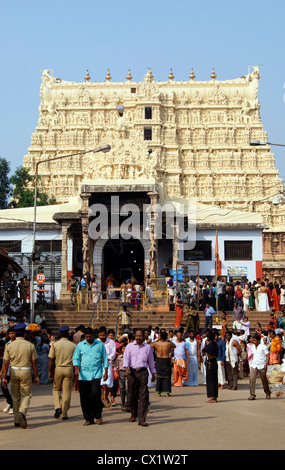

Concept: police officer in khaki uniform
[[2, 323, 39, 428], [48, 325, 76, 420]]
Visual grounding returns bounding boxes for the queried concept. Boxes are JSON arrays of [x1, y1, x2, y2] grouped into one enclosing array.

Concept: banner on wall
[[227, 266, 247, 279]]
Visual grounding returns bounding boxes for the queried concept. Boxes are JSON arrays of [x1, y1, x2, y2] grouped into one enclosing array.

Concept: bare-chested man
[[151, 330, 176, 397]]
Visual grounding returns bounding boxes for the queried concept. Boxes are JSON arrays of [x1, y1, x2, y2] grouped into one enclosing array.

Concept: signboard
[[36, 273, 46, 284], [227, 266, 247, 279], [170, 270, 183, 282]]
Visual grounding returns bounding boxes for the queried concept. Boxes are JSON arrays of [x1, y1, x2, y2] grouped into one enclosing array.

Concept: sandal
[[96, 418, 103, 425], [103, 398, 111, 408]]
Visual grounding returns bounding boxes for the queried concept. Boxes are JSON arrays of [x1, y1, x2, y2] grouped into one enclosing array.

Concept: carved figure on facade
[[31, 133, 42, 147], [180, 91, 189, 106], [240, 99, 253, 123], [207, 86, 227, 105], [137, 74, 160, 100], [191, 90, 202, 105]]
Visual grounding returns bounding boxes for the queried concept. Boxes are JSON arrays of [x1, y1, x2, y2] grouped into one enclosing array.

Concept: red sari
[[267, 287, 274, 309], [272, 288, 281, 312], [175, 298, 183, 327]]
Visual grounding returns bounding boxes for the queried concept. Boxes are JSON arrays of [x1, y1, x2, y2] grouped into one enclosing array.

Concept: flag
[[214, 229, 222, 276]]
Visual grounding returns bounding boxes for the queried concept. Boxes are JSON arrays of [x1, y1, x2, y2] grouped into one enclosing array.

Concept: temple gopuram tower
[[23, 66, 285, 281]]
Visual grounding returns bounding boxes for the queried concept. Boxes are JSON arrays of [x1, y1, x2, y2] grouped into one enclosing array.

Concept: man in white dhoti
[[258, 282, 270, 312], [183, 330, 201, 386]]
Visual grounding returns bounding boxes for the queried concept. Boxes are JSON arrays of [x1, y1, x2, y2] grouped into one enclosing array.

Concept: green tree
[[0, 157, 12, 209], [10, 166, 56, 208]]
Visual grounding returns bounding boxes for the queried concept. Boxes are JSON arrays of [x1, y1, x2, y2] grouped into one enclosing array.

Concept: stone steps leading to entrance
[[41, 307, 275, 336]]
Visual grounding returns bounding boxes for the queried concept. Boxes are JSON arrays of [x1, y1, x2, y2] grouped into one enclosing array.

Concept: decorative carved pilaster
[[60, 221, 71, 297], [172, 224, 179, 271], [79, 192, 91, 276], [147, 191, 159, 279]]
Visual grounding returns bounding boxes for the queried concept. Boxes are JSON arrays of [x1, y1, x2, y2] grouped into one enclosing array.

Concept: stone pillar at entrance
[[60, 221, 71, 299], [172, 224, 180, 271], [147, 191, 159, 279], [79, 192, 91, 276]]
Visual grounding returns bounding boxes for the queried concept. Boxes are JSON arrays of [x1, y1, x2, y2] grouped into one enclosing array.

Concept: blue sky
[[1, 0, 285, 180]]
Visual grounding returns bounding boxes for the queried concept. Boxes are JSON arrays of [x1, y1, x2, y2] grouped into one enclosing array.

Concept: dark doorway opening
[[103, 236, 144, 285]]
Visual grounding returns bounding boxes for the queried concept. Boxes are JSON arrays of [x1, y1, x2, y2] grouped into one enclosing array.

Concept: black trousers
[[119, 370, 130, 407], [1, 376, 13, 407], [218, 293, 226, 311], [206, 359, 218, 399], [78, 379, 103, 423], [127, 368, 149, 422]]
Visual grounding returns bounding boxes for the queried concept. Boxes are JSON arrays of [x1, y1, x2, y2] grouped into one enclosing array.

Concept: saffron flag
[[215, 230, 222, 276]]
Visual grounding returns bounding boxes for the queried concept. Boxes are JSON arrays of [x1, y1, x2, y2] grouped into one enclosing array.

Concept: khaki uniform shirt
[[48, 338, 76, 367], [3, 337, 38, 367]]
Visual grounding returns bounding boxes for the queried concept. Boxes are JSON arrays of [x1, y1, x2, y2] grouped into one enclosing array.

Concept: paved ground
[[1, 374, 284, 452]]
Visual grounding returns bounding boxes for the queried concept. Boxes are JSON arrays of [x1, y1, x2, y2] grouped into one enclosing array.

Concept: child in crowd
[[109, 341, 121, 406], [117, 342, 130, 412]]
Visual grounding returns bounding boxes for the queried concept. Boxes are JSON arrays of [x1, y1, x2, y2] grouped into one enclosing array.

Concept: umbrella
[[119, 302, 135, 308]]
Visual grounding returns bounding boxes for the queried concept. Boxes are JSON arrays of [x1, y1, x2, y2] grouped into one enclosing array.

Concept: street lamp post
[[250, 140, 285, 147], [30, 144, 111, 323]]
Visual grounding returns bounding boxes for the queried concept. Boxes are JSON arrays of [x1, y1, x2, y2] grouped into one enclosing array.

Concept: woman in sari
[[272, 284, 281, 312], [267, 312, 278, 331], [242, 284, 251, 312], [248, 283, 255, 310], [186, 305, 199, 332], [91, 275, 99, 304], [221, 312, 228, 340], [269, 330, 282, 365], [174, 292, 184, 328], [246, 336, 254, 369]]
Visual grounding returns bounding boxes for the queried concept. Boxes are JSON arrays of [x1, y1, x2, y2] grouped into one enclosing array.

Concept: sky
[[1, 0, 285, 181]]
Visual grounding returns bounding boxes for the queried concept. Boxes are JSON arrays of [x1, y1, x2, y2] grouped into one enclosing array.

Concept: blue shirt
[[73, 339, 109, 381], [217, 338, 226, 362], [205, 306, 215, 317]]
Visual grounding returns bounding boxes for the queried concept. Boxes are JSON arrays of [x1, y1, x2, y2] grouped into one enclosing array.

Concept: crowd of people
[[76, 272, 154, 308], [1, 303, 285, 429], [173, 275, 285, 313], [1, 272, 285, 429]]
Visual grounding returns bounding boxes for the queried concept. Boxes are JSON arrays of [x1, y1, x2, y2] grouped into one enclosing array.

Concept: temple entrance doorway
[[102, 235, 145, 286]]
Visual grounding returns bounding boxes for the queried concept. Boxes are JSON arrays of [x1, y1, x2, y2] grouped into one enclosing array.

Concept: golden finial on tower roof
[[105, 69, 112, 81], [189, 68, 195, 80], [145, 68, 154, 81], [126, 68, 132, 80], [84, 69, 91, 81], [211, 67, 217, 79], [168, 68, 175, 80]]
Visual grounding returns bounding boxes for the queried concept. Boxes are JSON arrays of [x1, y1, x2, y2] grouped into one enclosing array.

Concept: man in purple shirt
[[123, 329, 156, 427]]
